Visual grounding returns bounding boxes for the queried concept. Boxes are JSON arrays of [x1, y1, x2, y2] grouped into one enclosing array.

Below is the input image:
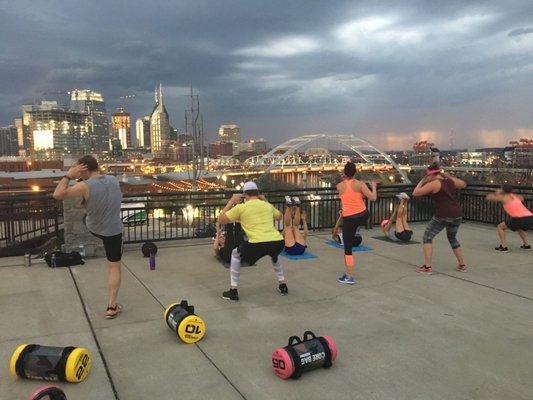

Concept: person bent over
[[283, 196, 308, 256], [218, 181, 287, 301], [382, 192, 413, 242]]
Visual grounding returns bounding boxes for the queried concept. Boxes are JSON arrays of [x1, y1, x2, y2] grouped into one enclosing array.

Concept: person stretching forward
[[486, 184, 532, 252], [218, 181, 287, 301]]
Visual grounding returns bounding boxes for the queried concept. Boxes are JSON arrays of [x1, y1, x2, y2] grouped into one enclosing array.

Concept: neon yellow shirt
[[225, 199, 282, 243]]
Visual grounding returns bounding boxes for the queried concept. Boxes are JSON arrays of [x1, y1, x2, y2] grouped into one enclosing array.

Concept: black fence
[[0, 185, 531, 253], [119, 184, 533, 244], [0, 194, 62, 256]]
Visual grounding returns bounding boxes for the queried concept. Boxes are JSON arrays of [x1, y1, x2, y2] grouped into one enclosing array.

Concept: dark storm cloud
[[1, 0, 532, 148]]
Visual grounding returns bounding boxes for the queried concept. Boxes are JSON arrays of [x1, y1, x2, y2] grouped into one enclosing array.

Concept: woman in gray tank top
[[53, 155, 124, 319]]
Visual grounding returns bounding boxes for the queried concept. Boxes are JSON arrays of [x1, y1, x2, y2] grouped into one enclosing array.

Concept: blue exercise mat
[[325, 240, 373, 251], [280, 250, 318, 260]]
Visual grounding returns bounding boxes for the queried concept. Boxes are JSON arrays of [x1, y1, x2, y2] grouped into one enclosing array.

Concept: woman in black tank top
[[413, 163, 467, 275]]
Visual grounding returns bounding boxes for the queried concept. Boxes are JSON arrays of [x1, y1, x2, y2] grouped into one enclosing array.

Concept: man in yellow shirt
[[218, 181, 287, 301]]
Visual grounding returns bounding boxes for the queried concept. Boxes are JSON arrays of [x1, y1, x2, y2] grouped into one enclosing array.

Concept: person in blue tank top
[[53, 155, 124, 319]]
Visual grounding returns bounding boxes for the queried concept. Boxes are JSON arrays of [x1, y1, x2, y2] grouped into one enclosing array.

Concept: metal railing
[[0, 185, 531, 253], [0, 194, 62, 255], [119, 184, 532, 243]]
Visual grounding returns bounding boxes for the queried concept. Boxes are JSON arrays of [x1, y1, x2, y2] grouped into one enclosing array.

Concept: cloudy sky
[[1, 0, 532, 149]]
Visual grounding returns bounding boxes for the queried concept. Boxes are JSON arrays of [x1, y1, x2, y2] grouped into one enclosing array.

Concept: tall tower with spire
[[150, 83, 170, 157]]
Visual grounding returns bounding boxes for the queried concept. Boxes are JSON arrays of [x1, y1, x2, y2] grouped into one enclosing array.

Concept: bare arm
[[301, 211, 309, 240], [332, 211, 342, 238], [486, 192, 504, 202], [53, 163, 89, 201], [413, 177, 439, 197], [360, 181, 378, 201], [217, 194, 242, 225], [443, 173, 466, 189]]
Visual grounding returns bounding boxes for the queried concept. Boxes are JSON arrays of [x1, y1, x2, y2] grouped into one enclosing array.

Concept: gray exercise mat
[[371, 236, 421, 245]]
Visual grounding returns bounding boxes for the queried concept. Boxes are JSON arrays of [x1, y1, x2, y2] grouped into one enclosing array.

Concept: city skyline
[[1, 1, 532, 150]]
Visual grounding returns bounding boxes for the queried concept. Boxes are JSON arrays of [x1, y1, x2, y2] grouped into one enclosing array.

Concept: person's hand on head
[[258, 194, 267, 201], [66, 163, 88, 179], [229, 194, 242, 205]]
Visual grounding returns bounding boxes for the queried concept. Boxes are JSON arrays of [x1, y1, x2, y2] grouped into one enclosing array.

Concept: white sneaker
[[285, 196, 293, 205]]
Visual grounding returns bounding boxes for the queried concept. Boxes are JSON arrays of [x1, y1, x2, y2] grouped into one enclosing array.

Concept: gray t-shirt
[[85, 175, 123, 236]]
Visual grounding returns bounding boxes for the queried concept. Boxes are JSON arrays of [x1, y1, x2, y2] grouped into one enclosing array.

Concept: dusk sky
[[1, 0, 532, 150]]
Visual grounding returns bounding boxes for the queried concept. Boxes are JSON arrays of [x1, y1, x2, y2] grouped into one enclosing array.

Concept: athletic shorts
[[395, 230, 413, 242], [241, 240, 284, 265], [90, 232, 123, 262], [507, 216, 533, 231], [284, 242, 307, 255]]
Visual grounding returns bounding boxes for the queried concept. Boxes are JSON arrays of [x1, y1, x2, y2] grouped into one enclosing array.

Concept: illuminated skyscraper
[[150, 83, 170, 156], [70, 90, 109, 151], [26, 102, 90, 160], [0, 125, 19, 156], [111, 107, 131, 149], [135, 116, 150, 148], [219, 124, 241, 143]]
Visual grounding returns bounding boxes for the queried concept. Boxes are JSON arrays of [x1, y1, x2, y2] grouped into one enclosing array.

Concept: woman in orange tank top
[[486, 184, 532, 252], [336, 162, 377, 284]]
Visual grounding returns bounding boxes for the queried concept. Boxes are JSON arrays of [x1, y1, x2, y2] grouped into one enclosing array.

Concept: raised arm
[[360, 181, 378, 201], [217, 194, 242, 225], [53, 164, 89, 201], [413, 176, 439, 197], [443, 173, 466, 189]]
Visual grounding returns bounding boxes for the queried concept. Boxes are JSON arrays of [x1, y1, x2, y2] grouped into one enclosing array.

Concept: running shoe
[[396, 192, 410, 201], [416, 265, 433, 275], [222, 288, 239, 301], [292, 196, 301, 205], [456, 264, 467, 273], [278, 283, 289, 295], [105, 304, 123, 319], [285, 196, 293, 205], [495, 245, 509, 252], [520, 244, 531, 250], [338, 274, 356, 284]]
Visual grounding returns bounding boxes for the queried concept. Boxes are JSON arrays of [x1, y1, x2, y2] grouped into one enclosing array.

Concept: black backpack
[[44, 251, 85, 268]]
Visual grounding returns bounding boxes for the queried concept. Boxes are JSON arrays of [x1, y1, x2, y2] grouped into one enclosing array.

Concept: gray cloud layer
[[1, 0, 532, 149]]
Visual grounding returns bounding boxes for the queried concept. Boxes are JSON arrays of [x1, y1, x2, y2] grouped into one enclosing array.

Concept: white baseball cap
[[396, 192, 410, 200], [242, 181, 258, 192]]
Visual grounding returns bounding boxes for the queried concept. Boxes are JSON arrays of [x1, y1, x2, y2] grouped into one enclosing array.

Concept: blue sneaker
[[338, 275, 356, 285], [337, 273, 346, 283]]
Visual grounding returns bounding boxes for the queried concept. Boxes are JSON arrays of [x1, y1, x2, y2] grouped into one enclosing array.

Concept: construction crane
[[119, 94, 135, 109]]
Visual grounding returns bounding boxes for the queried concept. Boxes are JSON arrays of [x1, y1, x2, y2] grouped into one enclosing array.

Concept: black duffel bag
[[44, 251, 85, 268]]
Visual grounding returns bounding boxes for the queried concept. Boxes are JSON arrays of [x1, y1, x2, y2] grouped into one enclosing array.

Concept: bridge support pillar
[[62, 198, 105, 257]]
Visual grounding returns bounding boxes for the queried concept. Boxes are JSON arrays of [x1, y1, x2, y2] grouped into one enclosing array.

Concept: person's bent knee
[[450, 243, 461, 250], [497, 222, 507, 229]]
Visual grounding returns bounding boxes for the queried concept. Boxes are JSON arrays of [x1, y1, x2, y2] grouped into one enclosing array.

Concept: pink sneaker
[[456, 264, 467, 273], [416, 265, 433, 275]]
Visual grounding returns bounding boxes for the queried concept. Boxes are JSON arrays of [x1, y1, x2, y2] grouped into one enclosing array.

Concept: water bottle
[[51, 254, 57, 269], [78, 244, 85, 258], [24, 253, 32, 267], [149, 252, 156, 270]]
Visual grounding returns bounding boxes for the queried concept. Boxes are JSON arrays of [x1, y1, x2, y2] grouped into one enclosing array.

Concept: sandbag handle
[[288, 335, 302, 346], [303, 331, 317, 341]]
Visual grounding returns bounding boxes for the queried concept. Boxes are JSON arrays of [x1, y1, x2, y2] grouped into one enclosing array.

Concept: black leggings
[[218, 223, 244, 263], [342, 210, 369, 255]]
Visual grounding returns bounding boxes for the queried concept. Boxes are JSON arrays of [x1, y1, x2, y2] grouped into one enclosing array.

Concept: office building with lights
[[0, 126, 19, 156], [135, 116, 151, 148], [70, 90, 109, 151], [150, 84, 171, 157], [111, 107, 131, 149]]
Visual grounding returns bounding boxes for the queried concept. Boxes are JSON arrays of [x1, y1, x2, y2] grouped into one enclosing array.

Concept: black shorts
[[507, 216, 533, 231], [90, 232, 123, 262], [395, 230, 413, 242], [240, 240, 284, 265]]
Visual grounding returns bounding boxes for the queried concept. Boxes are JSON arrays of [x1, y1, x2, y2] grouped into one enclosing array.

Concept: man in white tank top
[[53, 155, 124, 319]]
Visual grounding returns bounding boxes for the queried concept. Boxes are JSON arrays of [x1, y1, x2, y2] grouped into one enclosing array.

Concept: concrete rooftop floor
[[0, 222, 532, 400]]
